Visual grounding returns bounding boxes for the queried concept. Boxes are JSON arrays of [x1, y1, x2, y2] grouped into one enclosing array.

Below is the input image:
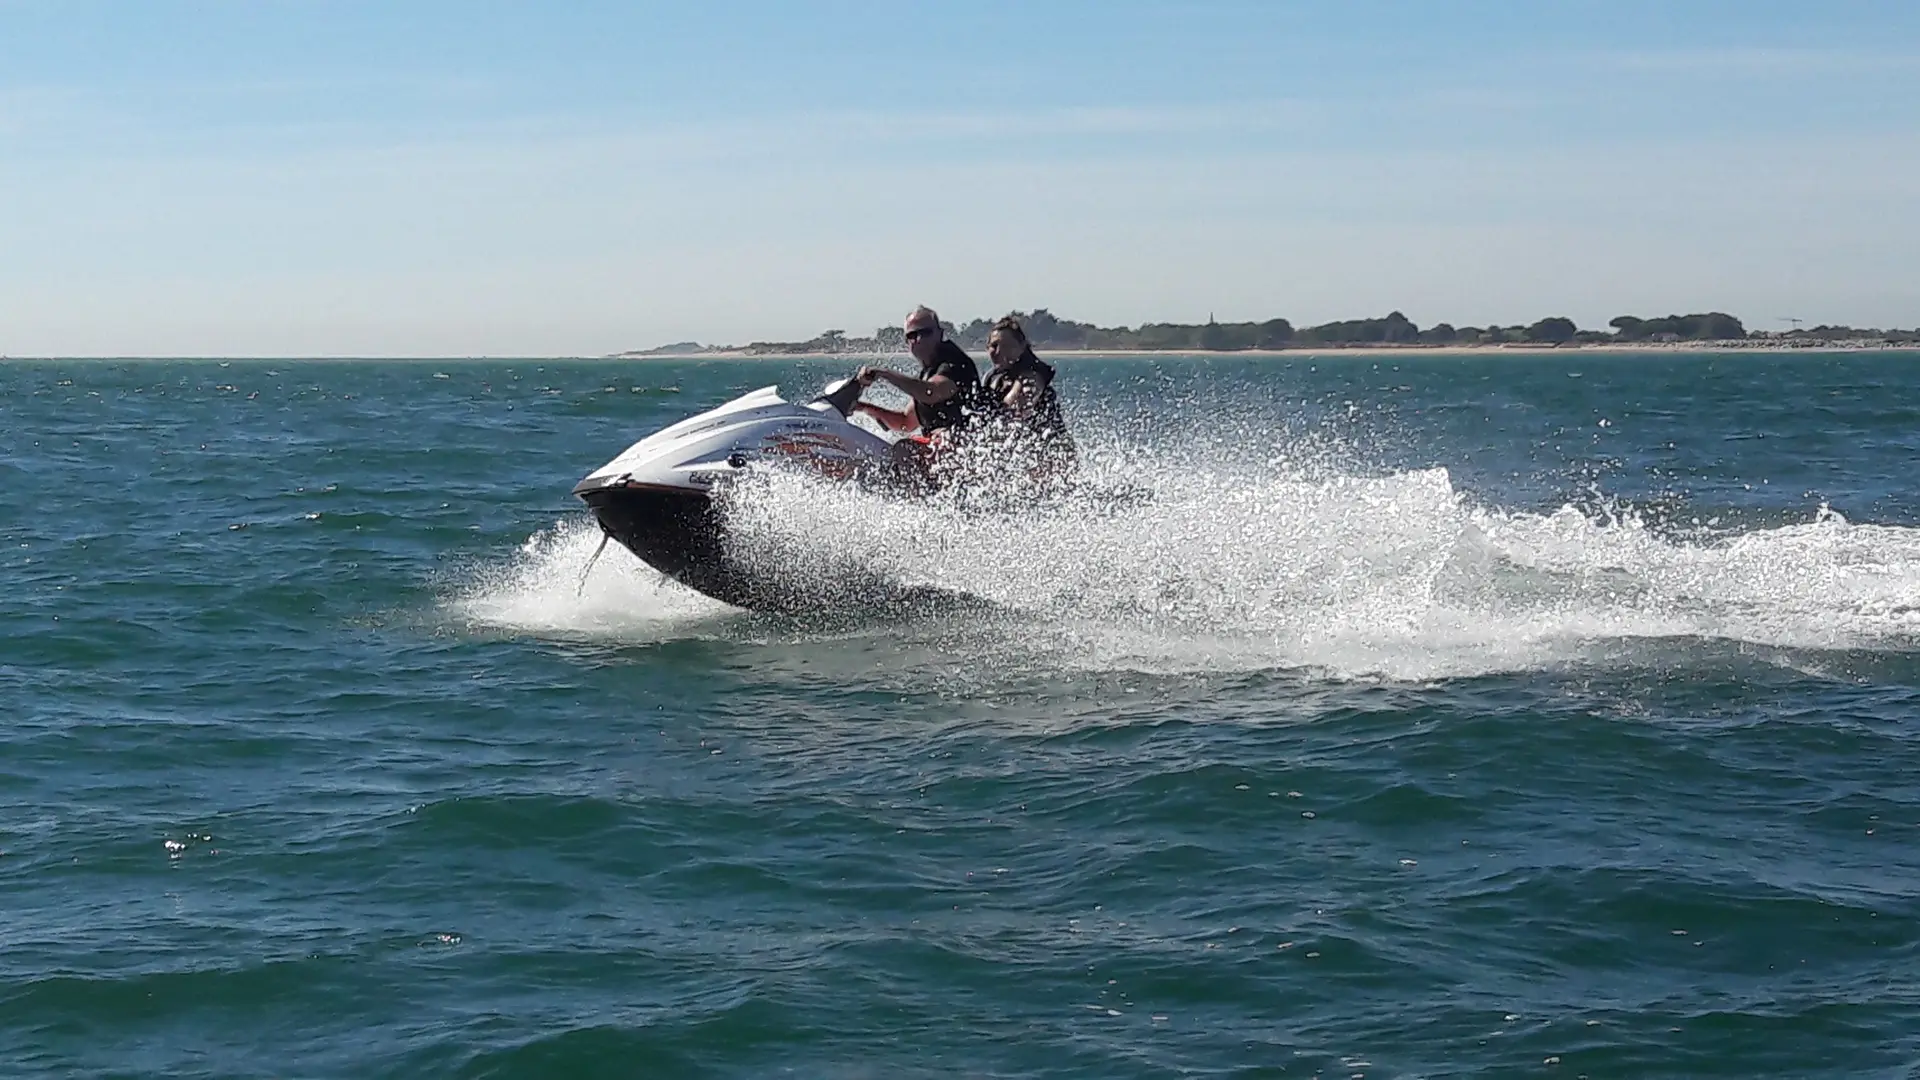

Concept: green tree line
[[730, 310, 1920, 354], [937, 309, 1755, 349]]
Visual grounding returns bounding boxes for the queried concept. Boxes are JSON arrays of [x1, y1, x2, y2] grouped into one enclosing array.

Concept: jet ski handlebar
[[811, 376, 867, 417]]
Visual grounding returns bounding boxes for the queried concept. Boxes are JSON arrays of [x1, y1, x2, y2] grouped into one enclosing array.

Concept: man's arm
[[872, 369, 958, 406], [855, 400, 920, 432]]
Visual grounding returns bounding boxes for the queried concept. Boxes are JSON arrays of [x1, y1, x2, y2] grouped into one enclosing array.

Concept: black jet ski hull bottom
[[573, 481, 763, 609], [574, 479, 990, 617]]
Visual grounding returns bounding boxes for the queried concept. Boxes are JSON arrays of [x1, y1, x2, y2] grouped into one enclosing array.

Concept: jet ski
[[573, 377, 1151, 614], [572, 378, 917, 613]]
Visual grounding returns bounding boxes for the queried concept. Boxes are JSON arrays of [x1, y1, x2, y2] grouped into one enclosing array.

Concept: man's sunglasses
[[904, 327, 936, 343]]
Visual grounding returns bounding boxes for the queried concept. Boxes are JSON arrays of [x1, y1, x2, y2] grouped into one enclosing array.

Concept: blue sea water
[[4, 351, 1920, 1078]]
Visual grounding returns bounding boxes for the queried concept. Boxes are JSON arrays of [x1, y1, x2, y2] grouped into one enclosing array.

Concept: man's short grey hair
[[906, 305, 941, 335]]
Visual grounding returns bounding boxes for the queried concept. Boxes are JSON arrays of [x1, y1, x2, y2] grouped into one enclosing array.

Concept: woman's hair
[[992, 315, 1040, 363]]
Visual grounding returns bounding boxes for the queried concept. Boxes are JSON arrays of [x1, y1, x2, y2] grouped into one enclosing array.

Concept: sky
[[2, 0, 1918, 356]]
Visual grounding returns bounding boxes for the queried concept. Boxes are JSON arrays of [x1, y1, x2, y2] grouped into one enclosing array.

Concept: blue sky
[[3, 0, 1917, 355]]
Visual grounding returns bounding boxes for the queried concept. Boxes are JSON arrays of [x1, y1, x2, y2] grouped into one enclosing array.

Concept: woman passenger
[[982, 315, 1076, 480]]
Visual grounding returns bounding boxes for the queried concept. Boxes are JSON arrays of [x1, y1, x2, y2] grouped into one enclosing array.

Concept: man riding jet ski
[[844, 305, 981, 491], [571, 306, 1086, 613]]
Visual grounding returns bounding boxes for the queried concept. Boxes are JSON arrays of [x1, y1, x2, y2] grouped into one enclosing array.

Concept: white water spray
[[455, 434, 1920, 679], [452, 515, 733, 639]]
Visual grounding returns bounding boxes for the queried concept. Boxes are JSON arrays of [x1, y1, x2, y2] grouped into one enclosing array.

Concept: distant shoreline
[[612, 308, 1918, 358], [9, 342, 1919, 362], [612, 341, 1920, 360]]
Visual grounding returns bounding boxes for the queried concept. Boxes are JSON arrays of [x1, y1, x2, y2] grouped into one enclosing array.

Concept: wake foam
[[450, 515, 734, 639], [454, 446, 1920, 680]]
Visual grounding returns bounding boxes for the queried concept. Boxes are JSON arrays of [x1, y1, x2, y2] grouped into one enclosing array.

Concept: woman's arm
[[1002, 371, 1046, 414]]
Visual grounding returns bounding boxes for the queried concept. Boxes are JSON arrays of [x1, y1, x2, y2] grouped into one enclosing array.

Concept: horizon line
[[11, 343, 1920, 363]]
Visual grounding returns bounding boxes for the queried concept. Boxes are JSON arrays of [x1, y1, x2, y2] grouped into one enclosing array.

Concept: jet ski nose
[[572, 473, 626, 500], [566, 381, 894, 612]]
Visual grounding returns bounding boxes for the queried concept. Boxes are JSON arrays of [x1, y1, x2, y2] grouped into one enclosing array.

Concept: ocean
[[4, 351, 1918, 1078]]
